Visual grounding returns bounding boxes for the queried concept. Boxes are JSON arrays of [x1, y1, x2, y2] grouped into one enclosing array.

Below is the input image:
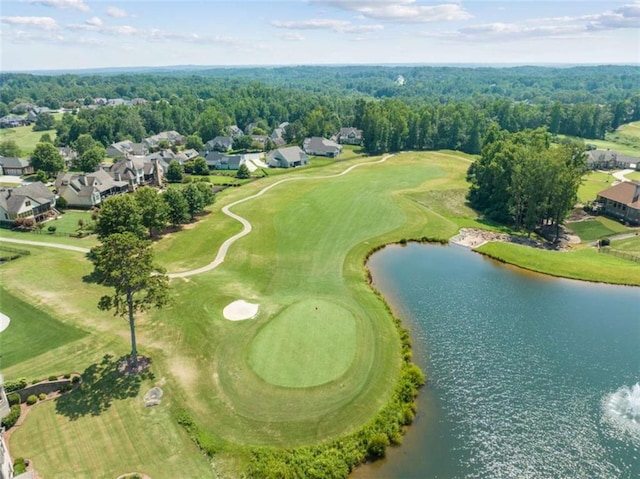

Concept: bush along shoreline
[[175, 240, 427, 478]]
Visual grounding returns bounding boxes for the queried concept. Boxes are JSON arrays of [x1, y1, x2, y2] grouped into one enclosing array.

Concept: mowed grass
[[566, 216, 631, 242], [625, 171, 640, 181], [248, 299, 357, 388], [611, 235, 640, 253], [578, 171, 615, 203], [0, 124, 57, 155], [0, 287, 87, 369], [477, 242, 640, 285], [47, 210, 95, 235]]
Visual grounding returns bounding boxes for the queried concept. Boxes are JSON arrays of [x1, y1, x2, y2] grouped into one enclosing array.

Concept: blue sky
[[1, 0, 638, 71]]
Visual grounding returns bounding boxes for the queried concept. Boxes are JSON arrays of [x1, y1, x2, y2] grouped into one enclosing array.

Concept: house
[[144, 130, 185, 149], [109, 157, 147, 189], [0, 157, 33, 176], [225, 125, 244, 137], [26, 110, 39, 123], [205, 136, 234, 152], [57, 147, 78, 168], [55, 170, 128, 208], [251, 135, 269, 145], [175, 149, 199, 163], [596, 181, 640, 225], [0, 182, 56, 224], [303, 137, 343, 158], [337, 127, 363, 145], [131, 98, 147, 105], [204, 151, 244, 170], [267, 146, 309, 168], [0, 115, 28, 128], [106, 140, 147, 159], [586, 150, 639, 170]]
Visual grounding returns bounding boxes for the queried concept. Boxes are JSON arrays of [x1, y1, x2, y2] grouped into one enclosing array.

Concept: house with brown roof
[[0, 182, 56, 225], [596, 181, 640, 225]]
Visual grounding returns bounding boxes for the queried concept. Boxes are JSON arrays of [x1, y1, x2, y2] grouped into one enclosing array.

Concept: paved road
[[0, 237, 90, 253]]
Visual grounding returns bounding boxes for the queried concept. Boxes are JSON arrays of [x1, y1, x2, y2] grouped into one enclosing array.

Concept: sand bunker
[[223, 300, 259, 321], [0, 313, 10, 333]]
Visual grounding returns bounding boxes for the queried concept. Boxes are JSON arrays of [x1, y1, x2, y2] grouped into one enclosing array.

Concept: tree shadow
[[54, 354, 154, 420]]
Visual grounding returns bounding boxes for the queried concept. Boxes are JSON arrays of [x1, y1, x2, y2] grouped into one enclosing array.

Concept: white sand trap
[[223, 300, 259, 321], [0, 313, 9, 333]]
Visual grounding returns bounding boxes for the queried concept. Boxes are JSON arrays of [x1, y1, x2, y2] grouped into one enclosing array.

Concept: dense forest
[[1, 65, 639, 156]]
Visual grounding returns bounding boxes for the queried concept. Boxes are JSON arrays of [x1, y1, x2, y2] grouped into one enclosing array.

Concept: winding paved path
[[0, 155, 395, 278]]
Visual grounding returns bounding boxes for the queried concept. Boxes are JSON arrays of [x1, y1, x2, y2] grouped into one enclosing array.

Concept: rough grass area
[[477, 242, 640, 286], [606, 121, 640, 155], [0, 125, 57, 156], [248, 299, 357, 388], [0, 287, 87, 368]]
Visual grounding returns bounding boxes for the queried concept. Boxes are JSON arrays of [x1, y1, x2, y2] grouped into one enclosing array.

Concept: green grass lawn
[[477, 242, 640, 286], [566, 220, 616, 241], [3, 148, 639, 478], [625, 171, 640, 181], [46, 210, 95, 235], [578, 171, 615, 203], [0, 287, 87, 369], [0, 125, 57, 156], [248, 299, 357, 388], [610, 235, 640, 254]]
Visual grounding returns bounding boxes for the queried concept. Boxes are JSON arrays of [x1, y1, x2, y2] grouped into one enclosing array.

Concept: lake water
[[355, 243, 640, 479]]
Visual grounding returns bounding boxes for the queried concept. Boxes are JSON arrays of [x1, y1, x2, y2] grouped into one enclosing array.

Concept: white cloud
[[312, 0, 472, 23], [271, 18, 383, 33], [85, 16, 102, 26], [67, 22, 138, 35], [280, 32, 305, 41], [21, 0, 89, 12], [437, 1, 640, 42], [106, 6, 133, 18], [1, 16, 59, 30]]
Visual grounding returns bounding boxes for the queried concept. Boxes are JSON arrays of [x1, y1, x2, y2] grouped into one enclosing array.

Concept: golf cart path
[[168, 154, 396, 278], [0, 237, 90, 253]]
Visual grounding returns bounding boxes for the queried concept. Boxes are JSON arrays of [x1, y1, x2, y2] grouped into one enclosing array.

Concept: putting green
[[248, 299, 357, 388]]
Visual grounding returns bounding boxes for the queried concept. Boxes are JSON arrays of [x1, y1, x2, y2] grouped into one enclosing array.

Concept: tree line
[[466, 125, 586, 240]]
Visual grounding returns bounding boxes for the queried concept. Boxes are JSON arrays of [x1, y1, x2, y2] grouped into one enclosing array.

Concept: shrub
[[1, 405, 21, 429], [26, 395, 38, 406], [7, 392, 21, 406], [56, 196, 68, 210], [12, 457, 27, 475], [600, 238, 610, 246], [71, 375, 81, 384], [367, 433, 390, 459], [48, 375, 58, 381], [399, 238, 407, 244], [47, 225, 57, 233], [63, 373, 71, 379], [31, 379, 40, 385], [39, 393, 47, 401], [58, 383, 73, 393], [4, 378, 27, 392]]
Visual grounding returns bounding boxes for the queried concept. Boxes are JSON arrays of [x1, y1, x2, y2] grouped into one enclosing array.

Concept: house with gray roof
[[205, 136, 234, 152], [337, 127, 363, 145], [303, 137, 343, 158], [586, 150, 639, 170], [0, 156, 34, 176], [0, 182, 56, 224], [267, 146, 309, 168], [106, 140, 147, 159], [0, 115, 28, 128], [55, 170, 128, 208], [144, 130, 185, 149], [225, 125, 244, 137]]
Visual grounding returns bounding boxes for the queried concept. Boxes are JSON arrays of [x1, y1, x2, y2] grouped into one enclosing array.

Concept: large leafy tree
[[76, 145, 105, 172], [166, 161, 184, 183], [95, 194, 146, 240], [182, 182, 215, 219], [0, 139, 21, 157], [163, 188, 190, 226], [134, 186, 169, 237], [89, 232, 169, 368], [30, 142, 65, 177], [33, 111, 55, 131]]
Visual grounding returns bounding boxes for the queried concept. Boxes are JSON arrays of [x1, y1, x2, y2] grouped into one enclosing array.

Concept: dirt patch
[[450, 228, 572, 250], [118, 355, 152, 375]]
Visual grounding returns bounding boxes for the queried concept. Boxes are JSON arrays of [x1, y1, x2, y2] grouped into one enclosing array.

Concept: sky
[[0, 0, 638, 71]]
